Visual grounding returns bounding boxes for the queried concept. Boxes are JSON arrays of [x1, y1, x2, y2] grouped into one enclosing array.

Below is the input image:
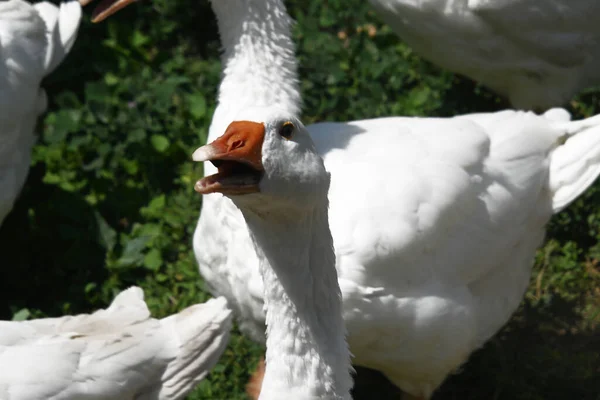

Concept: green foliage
[[1, 0, 599, 399]]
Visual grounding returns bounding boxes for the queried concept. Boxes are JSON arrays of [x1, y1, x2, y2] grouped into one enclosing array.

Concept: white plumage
[[368, 0, 600, 110], [0, 0, 81, 227], [310, 108, 600, 397], [187, 0, 600, 398], [202, 107, 600, 399], [0, 287, 232, 400]]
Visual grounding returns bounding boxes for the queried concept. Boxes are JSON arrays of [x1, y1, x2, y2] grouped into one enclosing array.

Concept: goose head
[[192, 107, 330, 211]]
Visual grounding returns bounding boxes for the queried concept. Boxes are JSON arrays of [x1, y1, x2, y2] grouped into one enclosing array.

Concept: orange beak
[[192, 121, 266, 195], [79, 0, 138, 23]]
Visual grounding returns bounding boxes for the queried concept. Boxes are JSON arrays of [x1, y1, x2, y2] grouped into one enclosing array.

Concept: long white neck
[[237, 201, 353, 400], [208, 0, 301, 144]]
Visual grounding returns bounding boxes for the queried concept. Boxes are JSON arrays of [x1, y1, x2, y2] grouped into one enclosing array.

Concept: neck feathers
[[209, 0, 301, 141], [240, 202, 352, 400]]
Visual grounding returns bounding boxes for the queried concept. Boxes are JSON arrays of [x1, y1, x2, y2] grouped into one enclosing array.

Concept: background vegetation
[[2, 0, 600, 398]]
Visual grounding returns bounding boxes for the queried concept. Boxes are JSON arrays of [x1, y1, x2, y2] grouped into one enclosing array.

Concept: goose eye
[[279, 121, 294, 139]]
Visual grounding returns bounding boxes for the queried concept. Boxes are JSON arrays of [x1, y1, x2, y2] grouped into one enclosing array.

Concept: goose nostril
[[230, 139, 244, 150]]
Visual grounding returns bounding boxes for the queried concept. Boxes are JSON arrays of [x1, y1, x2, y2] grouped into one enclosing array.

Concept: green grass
[[2, 0, 600, 399]]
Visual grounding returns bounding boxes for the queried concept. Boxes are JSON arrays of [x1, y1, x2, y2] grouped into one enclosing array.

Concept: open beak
[[192, 121, 266, 195], [79, 0, 137, 23]]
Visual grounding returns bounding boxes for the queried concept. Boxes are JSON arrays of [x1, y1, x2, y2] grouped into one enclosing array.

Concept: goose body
[[309, 108, 600, 396], [0, 0, 81, 227], [0, 287, 232, 400], [368, 0, 600, 110]]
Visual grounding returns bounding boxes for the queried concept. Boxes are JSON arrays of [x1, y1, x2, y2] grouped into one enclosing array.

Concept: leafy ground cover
[[2, 0, 599, 398]]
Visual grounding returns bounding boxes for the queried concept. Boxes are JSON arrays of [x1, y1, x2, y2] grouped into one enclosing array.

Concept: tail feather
[[34, 0, 82, 75], [152, 297, 233, 399], [550, 113, 600, 212]]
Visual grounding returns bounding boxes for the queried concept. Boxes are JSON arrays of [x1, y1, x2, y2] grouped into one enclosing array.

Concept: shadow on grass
[[441, 296, 600, 400], [0, 163, 108, 319], [350, 295, 600, 400]]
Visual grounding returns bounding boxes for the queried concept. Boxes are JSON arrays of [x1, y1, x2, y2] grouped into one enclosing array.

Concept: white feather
[[368, 0, 600, 109], [0, 288, 232, 400], [194, 1, 600, 398], [0, 0, 81, 227]]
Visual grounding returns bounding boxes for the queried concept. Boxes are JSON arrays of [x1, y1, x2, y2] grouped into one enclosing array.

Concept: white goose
[[189, 1, 600, 398], [0, 287, 232, 400], [192, 107, 354, 400], [0, 0, 125, 228], [367, 0, 600, 110], [96, 0, 600, 398]]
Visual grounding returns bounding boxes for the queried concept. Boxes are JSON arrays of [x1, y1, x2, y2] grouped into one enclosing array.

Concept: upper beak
[[79, 0, 138, 23], [192, 121, 265, 170], [192, 121, 266, 195]]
